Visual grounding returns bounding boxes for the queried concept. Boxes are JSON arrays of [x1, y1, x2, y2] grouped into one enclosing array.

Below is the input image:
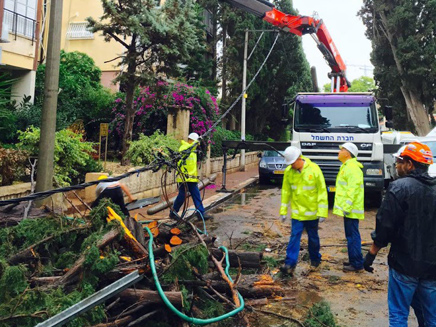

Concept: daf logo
[[302, 142, 316, 146], [361, 143, 372, 148]]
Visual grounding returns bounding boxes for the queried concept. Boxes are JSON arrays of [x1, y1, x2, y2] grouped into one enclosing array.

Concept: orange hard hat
[[398, 142, 433, 165]]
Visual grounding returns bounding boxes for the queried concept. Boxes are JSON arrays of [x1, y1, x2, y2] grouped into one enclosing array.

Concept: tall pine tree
[[359, 0, 436, 134]]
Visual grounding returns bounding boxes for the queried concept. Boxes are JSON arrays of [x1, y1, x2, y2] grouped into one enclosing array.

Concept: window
[[66, 22, 94, 40], [3, 0, 37, 39]]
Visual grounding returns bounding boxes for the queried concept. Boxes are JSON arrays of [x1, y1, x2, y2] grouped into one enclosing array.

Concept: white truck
[[290, 92, 384, 205]]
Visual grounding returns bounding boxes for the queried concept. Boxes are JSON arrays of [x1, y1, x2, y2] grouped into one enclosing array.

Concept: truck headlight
[[260, 161, 267, 168], [366, 169, 383, 176]]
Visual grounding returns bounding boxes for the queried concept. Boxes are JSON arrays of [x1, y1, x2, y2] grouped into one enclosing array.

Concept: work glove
[[318, 217, 325, 223], [363, 251, 376, 273], [279, 215, 287, 223], [343, 210, 350, 216]]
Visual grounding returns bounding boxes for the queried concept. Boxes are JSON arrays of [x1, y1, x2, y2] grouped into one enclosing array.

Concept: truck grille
[[301, 142, 373, 160]]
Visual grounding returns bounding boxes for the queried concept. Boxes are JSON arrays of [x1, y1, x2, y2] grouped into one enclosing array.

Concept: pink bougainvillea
[[109, 81, 219, 141]]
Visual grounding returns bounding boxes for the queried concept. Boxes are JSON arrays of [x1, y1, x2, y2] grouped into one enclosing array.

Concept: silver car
[[258, 150, 286, 184]]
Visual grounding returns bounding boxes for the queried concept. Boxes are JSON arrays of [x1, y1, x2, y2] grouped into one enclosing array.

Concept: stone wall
[[0, 183, 31, 201], [0, 152, 259, 205], [85, 151, 259, 202]]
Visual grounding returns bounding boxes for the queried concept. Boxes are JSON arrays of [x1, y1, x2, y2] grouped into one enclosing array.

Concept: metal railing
[[3, 8, 36, 44]]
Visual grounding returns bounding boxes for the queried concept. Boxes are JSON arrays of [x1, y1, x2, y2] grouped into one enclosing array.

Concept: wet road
[[207, 183, 418, 327]]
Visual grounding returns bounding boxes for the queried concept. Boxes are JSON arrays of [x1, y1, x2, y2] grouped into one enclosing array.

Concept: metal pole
[[240, 29, 248, 171], [104, 136, 108, 171], [36, 0, 63, 193]]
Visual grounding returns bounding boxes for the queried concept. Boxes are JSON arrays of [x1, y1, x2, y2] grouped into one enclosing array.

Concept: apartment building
[[0, 0, 42, 103]]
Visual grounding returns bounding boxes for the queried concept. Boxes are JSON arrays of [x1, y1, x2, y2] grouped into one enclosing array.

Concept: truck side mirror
[[383, 105, 393, 121], [385, 121, 394, 129]]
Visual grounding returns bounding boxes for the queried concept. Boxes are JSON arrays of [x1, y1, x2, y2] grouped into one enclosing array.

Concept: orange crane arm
[[222, 0, 350, 92]]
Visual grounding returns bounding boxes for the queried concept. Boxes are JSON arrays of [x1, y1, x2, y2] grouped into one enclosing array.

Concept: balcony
[[3, 8, 36, 43]]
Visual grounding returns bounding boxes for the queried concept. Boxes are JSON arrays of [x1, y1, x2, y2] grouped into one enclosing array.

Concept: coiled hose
[[144, 226, 245, 325]]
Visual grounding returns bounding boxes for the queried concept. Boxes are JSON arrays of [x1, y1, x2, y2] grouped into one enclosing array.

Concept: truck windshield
[[294, 102, 379, 133]]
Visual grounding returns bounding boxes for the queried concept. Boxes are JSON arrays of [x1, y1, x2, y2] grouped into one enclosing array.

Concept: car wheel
[[259, 175, 269, 185]]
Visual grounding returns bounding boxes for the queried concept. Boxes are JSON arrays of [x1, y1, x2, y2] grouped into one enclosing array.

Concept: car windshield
[[263, 150, 284, 157]]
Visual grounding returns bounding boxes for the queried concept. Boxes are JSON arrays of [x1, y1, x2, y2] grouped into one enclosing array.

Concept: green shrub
[[125, 130, 179, 165], [304, 301, 338, 327], [210, 126, 254, 158], [0, 147, 28, 186], [17, 127, 101, 186]]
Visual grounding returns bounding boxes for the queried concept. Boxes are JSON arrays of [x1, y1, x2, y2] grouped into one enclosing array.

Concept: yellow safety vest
[[176, 140, 199, 183], [333, 157, 364, 219], [280, 156, 328, 221]]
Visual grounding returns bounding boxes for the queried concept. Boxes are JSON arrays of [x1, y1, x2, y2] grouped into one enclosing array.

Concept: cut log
[[179, 274, 287, 298], [211, 249, 262, 269], [119, 289, 183, 308], [90, 316, 132, 327], [245, 298, 268, 306]]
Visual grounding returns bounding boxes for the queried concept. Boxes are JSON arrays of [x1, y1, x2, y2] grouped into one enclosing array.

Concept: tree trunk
[[119, 289, 183, 308], [211, 249, 262, 269], [379, 12, 430, 136], [50, 229, 121, 288], [121, 46, 138, 165], [179, 275, 287, 298]]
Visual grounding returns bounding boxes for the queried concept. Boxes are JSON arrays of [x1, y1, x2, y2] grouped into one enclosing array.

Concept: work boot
[[343, 261, 351, 267], [343, 265, 363, 272], [197, 212, 213, 221], [311, 261, 321, 268], [280, 264, 295, 276]]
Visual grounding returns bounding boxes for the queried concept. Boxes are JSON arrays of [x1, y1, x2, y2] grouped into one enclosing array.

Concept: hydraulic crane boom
[[223, 0, 351, 92]]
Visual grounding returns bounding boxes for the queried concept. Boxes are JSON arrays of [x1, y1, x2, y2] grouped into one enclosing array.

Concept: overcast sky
[[292, 0, 374, 88]]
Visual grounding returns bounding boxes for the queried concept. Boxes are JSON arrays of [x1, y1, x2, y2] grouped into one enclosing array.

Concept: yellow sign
[[100, 123, 109, 137]]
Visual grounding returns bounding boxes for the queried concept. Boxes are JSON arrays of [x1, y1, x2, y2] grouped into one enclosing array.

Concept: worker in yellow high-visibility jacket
[[171, 133, 213, 221], [279, 146, 328, 276], [333, 142, 364, 272]]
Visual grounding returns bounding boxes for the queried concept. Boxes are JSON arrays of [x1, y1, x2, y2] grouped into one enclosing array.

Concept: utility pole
[[240, 29, 248, 171], [36, 0, 63, 192]]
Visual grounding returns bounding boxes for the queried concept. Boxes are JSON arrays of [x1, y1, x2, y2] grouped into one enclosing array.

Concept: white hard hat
[[340, 142, 359, 157], [188, 132, 200, 141], [284, 146, 301, 165]]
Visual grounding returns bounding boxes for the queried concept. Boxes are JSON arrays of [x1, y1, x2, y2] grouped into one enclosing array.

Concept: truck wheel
[[370, 191, 383, 208]]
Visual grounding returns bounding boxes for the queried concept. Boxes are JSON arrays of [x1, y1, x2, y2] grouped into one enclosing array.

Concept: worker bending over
[[93, 175, 135, 217]]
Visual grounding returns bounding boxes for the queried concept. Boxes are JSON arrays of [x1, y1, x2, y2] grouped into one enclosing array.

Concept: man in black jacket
[[364, 142, 436, 326]]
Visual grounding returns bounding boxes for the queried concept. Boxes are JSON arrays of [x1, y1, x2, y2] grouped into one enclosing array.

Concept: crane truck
[[223, 0, 385, 204]]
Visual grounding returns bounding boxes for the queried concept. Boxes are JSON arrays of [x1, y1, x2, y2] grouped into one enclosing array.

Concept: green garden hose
[[145, 226, 245, 325]]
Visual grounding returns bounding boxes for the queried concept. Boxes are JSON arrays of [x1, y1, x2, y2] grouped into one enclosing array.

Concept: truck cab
[[291, 93, 384, 205]]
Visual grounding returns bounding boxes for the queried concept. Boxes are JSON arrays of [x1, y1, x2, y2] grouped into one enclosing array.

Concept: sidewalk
[[130, 164, 259, 222]]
